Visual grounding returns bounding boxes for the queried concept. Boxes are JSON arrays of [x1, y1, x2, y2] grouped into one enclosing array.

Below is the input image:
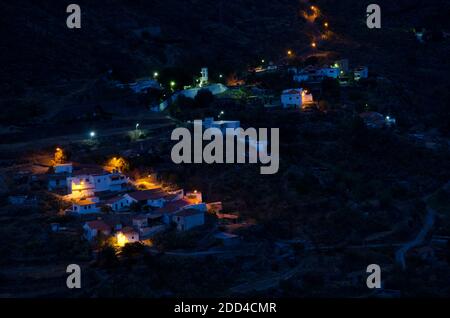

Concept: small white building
[[72, 197, 100, 214], [317, 67, 340, 79], [132, 214, 149, 229], [83, 220, 111, 241], [120, 227, 140, 244], [173, 208, 205, 231], [199, 67, 208, 87], [281, 89, 303, 108], [184, 191, 202, 204], [105, 195, 132, 212], [354, 66, 369, 81], [54, 163, 73, 174]]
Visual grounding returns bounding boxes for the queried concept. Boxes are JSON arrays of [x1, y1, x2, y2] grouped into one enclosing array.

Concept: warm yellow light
[[116, 232, 128, 247], [311, 42, 317, 48], [287, 50, 292, 56], [324, 22, 329, 28]]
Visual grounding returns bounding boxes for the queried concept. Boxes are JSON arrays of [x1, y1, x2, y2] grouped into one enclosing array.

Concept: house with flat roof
[[83, 220, 112, 241], [173, 208, 205, 231], [71, 197, 100, 215]]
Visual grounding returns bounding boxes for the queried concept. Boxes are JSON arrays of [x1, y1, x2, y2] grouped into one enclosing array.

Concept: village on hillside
[[2, 1, 450, 300]]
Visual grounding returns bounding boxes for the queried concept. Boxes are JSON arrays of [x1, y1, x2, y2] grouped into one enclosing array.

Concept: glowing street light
[[89, 131, 96, 138], [324, 22, 329, 28], [170, 81, 176, 88], [261, 59, 265, 63], [311, 42, 317, 48], [136, 123, 140, 129], [287, 50, 293, 57], [153, 71, 159, 78], [219, 74, 223, 78]]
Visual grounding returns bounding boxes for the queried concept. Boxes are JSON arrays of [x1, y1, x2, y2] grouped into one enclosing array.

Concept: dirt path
[[395, 207, 435, 270]]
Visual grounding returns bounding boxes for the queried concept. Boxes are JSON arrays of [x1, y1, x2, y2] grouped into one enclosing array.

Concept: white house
[[317, 67, 340, 79], [281, 89, 303, 108], [54, 163, 73, 174], [294, 65, 340, 83], [105, 195, 132, 212], [354, 66, 369, 81], [83, 220, 111, 241], [132, 214, 149, 229], [172, 208, 205, 231], [124, 188, 175, 208], [72, 197, 100, 214], [120, 227, 140, 244], [156, 199, 207, 224], [67, 169, 129, 198], [48, 174, 68, 191], [199, 67, 208, 87]]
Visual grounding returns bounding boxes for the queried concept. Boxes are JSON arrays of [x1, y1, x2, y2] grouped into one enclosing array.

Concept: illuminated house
[[71, 197, 100, 214], [67, 167, 129, 198], [281, 89, 302, 108], [281, 88, 314, 109], [184, 191, 202, 204], [116, 227, 139, 247]]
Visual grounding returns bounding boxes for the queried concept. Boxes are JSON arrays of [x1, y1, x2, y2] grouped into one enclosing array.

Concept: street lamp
[[89, 131, 96, 138], [153, 72, 159, 78], [170, 81, 176, 88]]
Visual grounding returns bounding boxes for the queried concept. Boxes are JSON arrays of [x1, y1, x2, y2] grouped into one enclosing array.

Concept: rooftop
[[175, 208, 204, 217], [156, 199, 191, 214], [126, 188, 166, 201], [85, 220, 110, 232]]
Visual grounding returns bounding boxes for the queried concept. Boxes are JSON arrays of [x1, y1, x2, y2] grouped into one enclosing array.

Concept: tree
[[194, 89, 214, 108], [106, 157, 129, 173], [53, 147, 66, 165], [321, 78, 340, 102], [97, 245, 119, 268]]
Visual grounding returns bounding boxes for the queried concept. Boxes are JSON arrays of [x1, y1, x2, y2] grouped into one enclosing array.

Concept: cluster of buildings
[[48, 162, 208, 245], [280, 59, 369, 110], [290, 59, 368, 84]]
